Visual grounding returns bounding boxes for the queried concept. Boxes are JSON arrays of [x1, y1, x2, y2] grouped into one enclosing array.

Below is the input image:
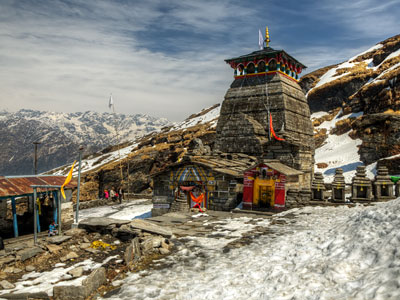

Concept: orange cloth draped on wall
[[269, 113, 285, 141], [190, 192, 204, 204]]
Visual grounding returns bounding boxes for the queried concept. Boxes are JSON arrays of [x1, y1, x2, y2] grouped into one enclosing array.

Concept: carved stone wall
[[215, 73, 314, 187]]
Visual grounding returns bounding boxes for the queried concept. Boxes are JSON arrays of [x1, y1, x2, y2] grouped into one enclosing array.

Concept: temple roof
[[225, 47, 307, 69]]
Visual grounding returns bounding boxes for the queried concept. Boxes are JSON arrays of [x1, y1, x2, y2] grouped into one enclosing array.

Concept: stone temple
[[151, 29, 315, 215], [215, 32, 315, 186]]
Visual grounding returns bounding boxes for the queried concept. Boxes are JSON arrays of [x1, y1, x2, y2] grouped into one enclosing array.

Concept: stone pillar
[[311, 172, 326, 201], [299, 188, 312, 205], [285, 188, 299, 209], [350, 166, 373, 202], [331, 168, 346, 202], [374, 166, 395, 201]]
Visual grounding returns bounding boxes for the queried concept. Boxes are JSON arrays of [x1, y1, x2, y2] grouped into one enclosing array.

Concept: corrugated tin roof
[[0, 175, 77, 198]]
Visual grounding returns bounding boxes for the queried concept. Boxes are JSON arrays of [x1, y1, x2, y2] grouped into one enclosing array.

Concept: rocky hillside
[[51, 104, 220, 201], [0, 110, 170, 175], [300, 34, 400, 177]]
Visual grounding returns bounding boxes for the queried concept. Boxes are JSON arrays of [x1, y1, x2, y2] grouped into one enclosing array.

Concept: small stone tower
[[215, 28, 314, 186]]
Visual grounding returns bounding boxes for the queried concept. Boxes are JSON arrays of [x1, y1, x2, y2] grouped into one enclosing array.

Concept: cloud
[[0, 0, 399, 121]]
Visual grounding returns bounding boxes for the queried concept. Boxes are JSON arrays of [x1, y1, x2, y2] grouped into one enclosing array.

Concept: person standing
[[118, 186, 124, 204], [104, 189, 109, 200], [110, 188, 116, 202]]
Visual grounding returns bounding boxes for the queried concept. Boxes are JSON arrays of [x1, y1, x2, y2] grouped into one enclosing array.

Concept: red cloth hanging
[[190, 192, 204, 212], [269, 113, 285, 141], [180, 186, 195, 191], [190, 192, 204, 204]]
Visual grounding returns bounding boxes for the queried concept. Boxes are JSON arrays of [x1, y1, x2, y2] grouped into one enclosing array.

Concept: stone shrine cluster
[[290, 166, 400, 208]]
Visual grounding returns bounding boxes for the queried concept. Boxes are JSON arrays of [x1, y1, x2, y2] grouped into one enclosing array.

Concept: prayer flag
[[108, 94, 114, 110], [61, 161, 76, 200], [269, 113, 285, 141], [258, 29, 264, 50]]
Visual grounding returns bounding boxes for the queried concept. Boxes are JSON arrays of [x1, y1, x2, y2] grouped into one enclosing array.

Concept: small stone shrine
[[215, 27, 314, 187], [350, 166, 373, 202], [396, 180, 400, 197], [374, 166, 395, 201], [331, 168, 346, 202], [311, 172, 326, 201]]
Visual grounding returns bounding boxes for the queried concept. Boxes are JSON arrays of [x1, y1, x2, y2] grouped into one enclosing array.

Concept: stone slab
[[78, 217, 130, 233], [0, 292, 50, 299], [47, 235, 72, 245], [0, 256, 15, 268], [46, 244, 62, 253], [129, 219, 172, 238], [17, 247, 43, 262]]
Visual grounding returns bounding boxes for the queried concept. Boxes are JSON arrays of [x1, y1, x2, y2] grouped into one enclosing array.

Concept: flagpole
[[109, 94, 123, 182]]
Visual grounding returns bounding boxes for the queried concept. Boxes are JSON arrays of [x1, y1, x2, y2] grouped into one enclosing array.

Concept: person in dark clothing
[[0, 236, 4, 250], [118, 187, 124, 204]]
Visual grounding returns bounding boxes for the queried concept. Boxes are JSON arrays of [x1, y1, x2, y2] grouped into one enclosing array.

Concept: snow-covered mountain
[[0, 109, 170, 175], [300, 34, 400, 181]]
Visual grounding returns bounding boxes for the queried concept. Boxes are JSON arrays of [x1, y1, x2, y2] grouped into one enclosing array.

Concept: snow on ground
[[312, 111, 376, 183], [0, 201, 151, 298], [0, 256, 119, 297], [170, 104, 220, 131], [102, 198, 400, 300], [79, 199, 152, 221], [307, 43, 385, 96]]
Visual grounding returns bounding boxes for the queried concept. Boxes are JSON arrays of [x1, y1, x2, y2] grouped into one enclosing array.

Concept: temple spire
[[265, 26, 270, 48]]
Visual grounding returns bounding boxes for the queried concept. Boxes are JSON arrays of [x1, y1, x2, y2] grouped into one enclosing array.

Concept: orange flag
[[61, 161, 76, 199], [269, 113, 285, 141]]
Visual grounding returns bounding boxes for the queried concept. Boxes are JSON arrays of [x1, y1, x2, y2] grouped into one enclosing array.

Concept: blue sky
[[1, 0, 399, 121]]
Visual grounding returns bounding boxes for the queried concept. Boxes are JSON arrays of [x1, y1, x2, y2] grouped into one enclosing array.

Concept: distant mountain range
[[0, 109, 170, 175]]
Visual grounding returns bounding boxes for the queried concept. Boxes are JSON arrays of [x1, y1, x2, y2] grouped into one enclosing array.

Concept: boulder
[[124, 237, 141, 265], [159, 248, 170, 255], [0, 279, 15, 289], [129, 219, 172, 238], [141, 236, 165, 254], [79, 243, 91, 249], [60, 251, 78, 262], [67, 266, 83, 278], [64, 228, 87, 237], [25, 265, 35, 272], [53, 267, 106, 300], [111, 224, 141, 241]]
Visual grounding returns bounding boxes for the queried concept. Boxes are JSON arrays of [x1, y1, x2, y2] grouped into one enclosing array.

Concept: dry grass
[[383, 109, 400, 115]]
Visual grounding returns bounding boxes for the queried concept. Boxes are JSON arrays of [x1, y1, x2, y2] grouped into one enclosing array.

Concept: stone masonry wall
[[215, 72, 314, 188]]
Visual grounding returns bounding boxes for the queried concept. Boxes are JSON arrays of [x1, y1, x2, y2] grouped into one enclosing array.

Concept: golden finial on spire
[[265, 26, 270, 48]]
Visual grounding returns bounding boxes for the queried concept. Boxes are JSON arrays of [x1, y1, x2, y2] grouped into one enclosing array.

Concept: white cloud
[[0, 0, 399, 121]]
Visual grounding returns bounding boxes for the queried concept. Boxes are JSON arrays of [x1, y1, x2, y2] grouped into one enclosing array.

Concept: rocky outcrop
[[352, 114, 400, 164]]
